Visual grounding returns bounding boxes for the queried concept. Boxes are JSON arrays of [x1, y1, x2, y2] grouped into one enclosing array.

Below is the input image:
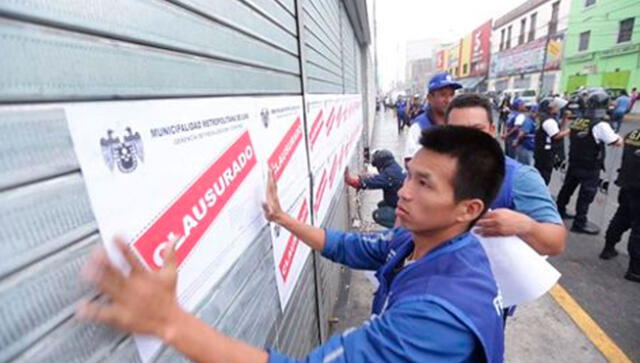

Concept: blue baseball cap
[[511, 98, 525, 109], [427, 72, 462, 93]]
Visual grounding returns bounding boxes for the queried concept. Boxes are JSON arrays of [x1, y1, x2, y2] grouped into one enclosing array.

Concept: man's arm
[[476, 166, 566, 256], [79, 241, 477, 363], [264, 170, 391, 269], [263, 171, 326, 251]]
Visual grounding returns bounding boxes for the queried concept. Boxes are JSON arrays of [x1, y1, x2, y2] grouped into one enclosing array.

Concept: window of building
[[463, 64, 468, 74], [519, 18, 526, 45], [549, 1, 560, 35], [584, 0, 595, 7], [529, 13, 537, 41], [506, 25, 512, 49], [578, 31, 590, 51], [618, 17, 635, 43], [500, 28, 505, 51]]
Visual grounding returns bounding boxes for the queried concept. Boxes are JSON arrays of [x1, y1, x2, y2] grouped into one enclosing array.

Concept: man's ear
[[455, 199, 485, 224]]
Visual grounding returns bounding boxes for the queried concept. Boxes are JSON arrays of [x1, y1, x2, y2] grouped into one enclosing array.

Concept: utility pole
[[537, 24, 552, 98]]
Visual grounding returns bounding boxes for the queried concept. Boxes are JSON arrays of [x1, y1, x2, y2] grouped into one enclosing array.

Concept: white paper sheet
[[474, 233, 561, 307]]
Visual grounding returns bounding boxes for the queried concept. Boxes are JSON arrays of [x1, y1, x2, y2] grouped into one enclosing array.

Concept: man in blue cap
[[512, 103, 538, 166], [404, 72, 462, 161], [502, 98, 527, 158]]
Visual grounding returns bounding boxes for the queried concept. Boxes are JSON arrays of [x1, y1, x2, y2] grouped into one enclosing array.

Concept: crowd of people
[[73, 73, 639, 363], [376, 73, 638, 284]]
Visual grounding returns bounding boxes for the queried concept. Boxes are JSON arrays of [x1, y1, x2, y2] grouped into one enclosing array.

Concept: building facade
[[488, 0, 571, 96], [404, 38, 439, 94], [432, 20, 492, 92], [560, 0, 640, 93]]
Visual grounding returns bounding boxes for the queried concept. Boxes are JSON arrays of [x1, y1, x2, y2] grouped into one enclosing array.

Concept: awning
[[458, 76, 486, 90]]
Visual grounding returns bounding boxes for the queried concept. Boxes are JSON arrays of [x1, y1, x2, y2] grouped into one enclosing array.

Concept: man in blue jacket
[[395, 96, 407, 132], [78, 127, 506, 363], [445, 93, 565, 256], [345, 149, 405, 228], [404, 72, 462, 161]]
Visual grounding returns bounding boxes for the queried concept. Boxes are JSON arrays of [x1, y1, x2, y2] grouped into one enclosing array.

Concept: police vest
[[371, 229, 504, 363], [617, 128, 640, 189], [490, 156, 520, 210], [569, 118, 605, 170]]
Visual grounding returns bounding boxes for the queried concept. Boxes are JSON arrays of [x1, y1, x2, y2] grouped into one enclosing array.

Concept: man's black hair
[[419, 126, 505, 221], [621, 90, 628, 96], [445, 93, 494, 125]]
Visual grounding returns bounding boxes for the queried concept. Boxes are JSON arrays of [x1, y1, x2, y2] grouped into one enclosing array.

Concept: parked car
[[503, 88, 537, 107]]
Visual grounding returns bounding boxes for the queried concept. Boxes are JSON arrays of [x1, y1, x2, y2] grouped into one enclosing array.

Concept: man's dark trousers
[[556, 166, 600, 227]]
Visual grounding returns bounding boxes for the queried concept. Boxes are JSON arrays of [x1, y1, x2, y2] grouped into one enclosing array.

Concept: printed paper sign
[[307, 95, 363, 226], [248, 97, 313, 309], [65, 97, 271, 362]]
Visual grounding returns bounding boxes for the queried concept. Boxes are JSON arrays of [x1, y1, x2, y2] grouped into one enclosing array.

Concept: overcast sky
[[374, 0, 527, 91]]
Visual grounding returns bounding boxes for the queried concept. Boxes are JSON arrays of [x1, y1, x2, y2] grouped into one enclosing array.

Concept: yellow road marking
[[549, 284, 632, 363]]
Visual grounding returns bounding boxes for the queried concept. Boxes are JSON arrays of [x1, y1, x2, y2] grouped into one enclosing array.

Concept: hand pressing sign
[[77, 237, 182, 340], [77, 237, 270, 363]]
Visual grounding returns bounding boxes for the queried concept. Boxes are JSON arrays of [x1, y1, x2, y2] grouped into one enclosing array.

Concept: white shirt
[[542, 118, 560, 138], [513, 114, 526, 127], [404, 122, 422, 159], [592, 122, 619, 144], [541, 118, 560, 150]]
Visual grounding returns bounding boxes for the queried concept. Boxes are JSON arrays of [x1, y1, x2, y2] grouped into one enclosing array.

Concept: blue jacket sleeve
[[360, 171, 393, 190], [321, 229, 396, 270], [360, 166, 404, 189], [267, 298, 478, 363]]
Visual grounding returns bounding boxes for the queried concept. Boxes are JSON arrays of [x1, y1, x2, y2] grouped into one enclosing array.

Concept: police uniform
[[534, 116, 562, 184], [534, 98, 567, 185], [556, 89, 620, 234], [601, 128, 640, 282]]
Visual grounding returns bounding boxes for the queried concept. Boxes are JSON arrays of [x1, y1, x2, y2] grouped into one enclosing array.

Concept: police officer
[[344, 149, 405, 228], [556, 88, 623, 235], [404, 72, 462, 161], [599, 128, 640, 283], [534, 97, 570, 185]]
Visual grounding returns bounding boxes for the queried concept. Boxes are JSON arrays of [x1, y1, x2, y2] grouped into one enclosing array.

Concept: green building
[[561, 0, 640, 92]]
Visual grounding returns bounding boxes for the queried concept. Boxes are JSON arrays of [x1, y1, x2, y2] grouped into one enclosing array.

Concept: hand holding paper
[[474, 233, 561, 307]]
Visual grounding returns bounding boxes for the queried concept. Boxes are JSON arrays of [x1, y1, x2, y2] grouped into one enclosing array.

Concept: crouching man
[[78, 126, 506, 363]]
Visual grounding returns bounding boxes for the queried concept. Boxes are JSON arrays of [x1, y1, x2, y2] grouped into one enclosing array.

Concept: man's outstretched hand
[[262, 170, 285, 224], [77, 237, 184, 341], [344, 168, 361, 188]]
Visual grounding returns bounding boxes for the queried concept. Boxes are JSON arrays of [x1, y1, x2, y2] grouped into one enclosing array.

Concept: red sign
[[470, 20, 492, 77], [313, 169, 328, 214], [132, 131, 256, 270], [309, 110, 324, 149], [268, 117, 303, 181], [278, 199, 309, 281], [325, 105, 340, 137]]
